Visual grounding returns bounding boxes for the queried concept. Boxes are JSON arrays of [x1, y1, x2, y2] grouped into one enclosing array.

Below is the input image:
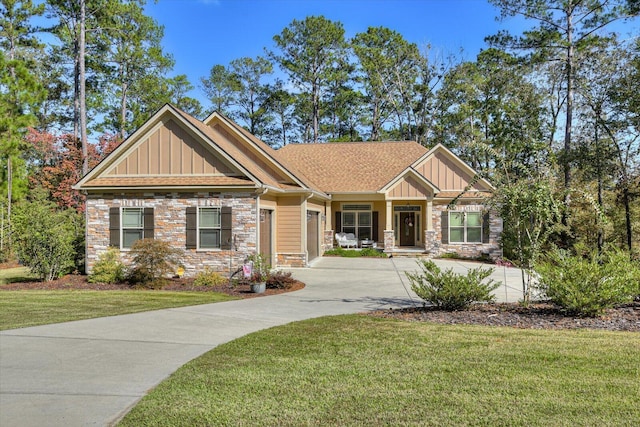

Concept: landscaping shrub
[[193, 268, 227, 287], [127, 239, 182, 288], [266, 270, 296, 289], [324, 247, 387, 258], [536, 248, 640, 317], [11, 194, 82, 281], [88, 248, 125, 284], [406, 260, 500, 310]]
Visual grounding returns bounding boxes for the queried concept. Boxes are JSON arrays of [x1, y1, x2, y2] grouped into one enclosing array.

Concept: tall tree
[[99, 0, 173, 139], [270, 15, 348, 142], [262, 79, 296, 147], [200, 64, 237, 116], [488, 0, 640, 245], [227, 56, 273, 136], [435, 48, 548, 175], [0, 0, 46, 253]]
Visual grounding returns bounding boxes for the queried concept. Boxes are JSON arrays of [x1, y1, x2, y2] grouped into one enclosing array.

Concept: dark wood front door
[[400, 212, 415, 246], [306, 211, 319, 261], [260, 209, 272, 266]]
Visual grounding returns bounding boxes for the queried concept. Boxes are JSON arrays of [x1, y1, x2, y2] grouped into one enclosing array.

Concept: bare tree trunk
[[562, 11, 574, 244], [79, 0, 88, 176], [120, 80, 128, 140]]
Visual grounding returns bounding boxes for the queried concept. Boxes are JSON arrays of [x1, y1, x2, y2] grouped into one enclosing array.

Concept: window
[[341, 205, 372, 240], [122, 208, 144, 248], [110, 207, 153, 249], [198, 207, 221, 249], [186, 206, 232, 250], [449, 211, 482, 243]]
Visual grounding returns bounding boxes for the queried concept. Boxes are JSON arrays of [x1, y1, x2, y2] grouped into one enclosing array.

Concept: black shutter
[[220, 206, 232, 250], [441, 211, 449, 244], [143, 208, 154, 239], [372, 211, 379, 241], [109, 207, 120, 247], [482, 212, 490, 244], [335, 211, 341, 233], [186, 207, 197, 249]]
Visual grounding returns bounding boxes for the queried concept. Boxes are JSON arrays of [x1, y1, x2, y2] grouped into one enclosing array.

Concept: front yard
[[119, 315, 640, 426]]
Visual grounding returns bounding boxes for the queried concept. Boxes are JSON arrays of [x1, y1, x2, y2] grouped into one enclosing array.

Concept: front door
[[399, 212, 415, 246], [259, 209, 273, 266]]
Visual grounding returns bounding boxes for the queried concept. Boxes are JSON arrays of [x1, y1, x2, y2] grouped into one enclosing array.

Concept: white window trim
[[449, 211, 482, 244], [121, 207, 144, 250], [341, 206, 372, 240], [197, 207, 222, 250]]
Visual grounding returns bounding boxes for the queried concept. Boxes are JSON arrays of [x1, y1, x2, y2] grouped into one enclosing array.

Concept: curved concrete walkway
[[0, 257, 522, 426]]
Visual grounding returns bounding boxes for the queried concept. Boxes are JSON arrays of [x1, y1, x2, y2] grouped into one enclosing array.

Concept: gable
[[386, 174, 435, 199], [105, 118, 237, 177], [415, 150, 490, 191]]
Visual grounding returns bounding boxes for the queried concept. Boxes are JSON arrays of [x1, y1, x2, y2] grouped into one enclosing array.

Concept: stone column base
[[383, 230, 395, 253]]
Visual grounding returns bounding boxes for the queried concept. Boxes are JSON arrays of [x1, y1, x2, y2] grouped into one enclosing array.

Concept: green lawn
[[0, 266, 36, 285], [120, 315, 640, 427], [0, 290, 238, 330]]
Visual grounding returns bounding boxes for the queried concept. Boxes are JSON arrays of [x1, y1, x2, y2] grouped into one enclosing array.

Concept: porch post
[[426, 197, 433, 230], [384, 200, 394, 253]]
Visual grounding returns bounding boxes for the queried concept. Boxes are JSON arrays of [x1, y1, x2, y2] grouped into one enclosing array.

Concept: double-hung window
[[186, 206, 232, 250], [449, 211, 482, 243], [341, 204, 372, 240], [110, 207, 154, 249], [198, 207, 221, 249], [122, 208, 144, 248]]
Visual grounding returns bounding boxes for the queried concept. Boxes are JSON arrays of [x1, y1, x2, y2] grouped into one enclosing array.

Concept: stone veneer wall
[[86, 192, 256, 277], [426, 202, 502, 260], [275, 253, 306, 268]]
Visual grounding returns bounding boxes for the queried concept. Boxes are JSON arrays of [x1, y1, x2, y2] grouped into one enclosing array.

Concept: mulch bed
[[0, 274, 304, 298], [3, 272, 639, 331], [369, 302, 640, 332]]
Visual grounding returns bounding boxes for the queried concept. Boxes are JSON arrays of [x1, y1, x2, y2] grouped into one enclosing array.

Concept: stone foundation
[[276, 253, 306, 268], [383, 230, 395, 253]]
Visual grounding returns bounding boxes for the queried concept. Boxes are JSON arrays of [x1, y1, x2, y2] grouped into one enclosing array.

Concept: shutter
[[109, 207, 120, 247], [335, 211, 341, 233], [441, 211, 449, 244], [143, 208, 154, 239], [186, 207, 197, 249], [220, 206, 232, 250], [372, 211, 379, 242], [482, 212, 490, 244]]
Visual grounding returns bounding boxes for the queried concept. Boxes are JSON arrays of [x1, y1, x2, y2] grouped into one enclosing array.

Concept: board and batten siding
[[107, 119, 234, 176], [415, 151, 488, 191]]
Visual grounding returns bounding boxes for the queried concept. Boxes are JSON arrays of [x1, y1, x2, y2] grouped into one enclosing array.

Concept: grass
[[0, 266, 37, 284], [0, 290, 238, 330], [324, 247, 387, 257], [120, 315, 640, 426]]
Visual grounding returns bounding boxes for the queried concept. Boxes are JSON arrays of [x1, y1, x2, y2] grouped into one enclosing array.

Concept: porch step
[[388, 248, 430, 258]]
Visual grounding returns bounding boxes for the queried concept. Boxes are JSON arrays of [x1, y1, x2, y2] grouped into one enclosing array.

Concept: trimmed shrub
[[88, 248, 125, 284], [324, 247, 387, 258], [193, 268, 227, 287], [266, 270, 297, 289], [127, 239, 182, 288], [536, 249, 640, 317], [406, 260, 500, 310]]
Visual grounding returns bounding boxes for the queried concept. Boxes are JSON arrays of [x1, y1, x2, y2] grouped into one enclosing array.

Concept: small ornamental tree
[[12, 190, 83, 281], [127, 239, 182, 287]]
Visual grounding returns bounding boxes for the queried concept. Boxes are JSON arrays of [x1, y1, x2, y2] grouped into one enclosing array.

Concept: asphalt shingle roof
[[276, 141, 428, 193]]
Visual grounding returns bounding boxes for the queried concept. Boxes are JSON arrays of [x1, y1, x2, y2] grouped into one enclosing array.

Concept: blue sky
[[144, 0, 638, 110], [144, 0, 529, 107]]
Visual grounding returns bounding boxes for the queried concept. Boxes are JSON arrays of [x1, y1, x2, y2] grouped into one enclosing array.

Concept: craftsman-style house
[[75, 104, 501, 276]]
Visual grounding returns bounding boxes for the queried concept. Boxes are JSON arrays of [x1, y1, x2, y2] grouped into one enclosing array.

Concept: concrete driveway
[[0, 257, 523, 426]]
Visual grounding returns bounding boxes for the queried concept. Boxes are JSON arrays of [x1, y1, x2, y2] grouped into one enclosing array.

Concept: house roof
[[276, 141, 428, 193]]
